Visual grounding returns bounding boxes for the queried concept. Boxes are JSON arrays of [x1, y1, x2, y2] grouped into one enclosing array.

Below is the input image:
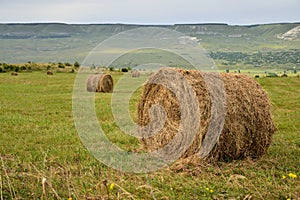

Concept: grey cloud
[[0, 0, 299, 24]]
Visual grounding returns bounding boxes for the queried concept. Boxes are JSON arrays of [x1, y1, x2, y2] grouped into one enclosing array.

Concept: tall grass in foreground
[[0, 72, 299, 199]]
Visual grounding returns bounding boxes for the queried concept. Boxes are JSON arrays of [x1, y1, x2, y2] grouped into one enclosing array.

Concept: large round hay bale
[[138, 68, 276, 162], [47, 70, 53, 75], [86, 74, 114, 93]]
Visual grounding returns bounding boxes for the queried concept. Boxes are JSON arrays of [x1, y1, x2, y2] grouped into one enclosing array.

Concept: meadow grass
[[0, 71, 299, 199]]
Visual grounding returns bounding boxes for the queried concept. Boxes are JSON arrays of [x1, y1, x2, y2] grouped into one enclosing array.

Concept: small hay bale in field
[[11, 72, 18, 76], [47, 70, 53, 75], [86, 74, 114, 93], [138, 68, 276, 163], [131, 70, 140, 78]]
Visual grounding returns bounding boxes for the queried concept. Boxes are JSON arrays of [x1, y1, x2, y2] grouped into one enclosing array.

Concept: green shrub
[[58, 63, 65, 68], [121, 68, 128, 72], [14, 66, 19, 72], [74, 61, 80, 68], [64, 62, 72, 66], [9, 65, 14, 71], [90, 64, 96, 70], [266, 72, 278, 77], [2, 63, 8, 69]]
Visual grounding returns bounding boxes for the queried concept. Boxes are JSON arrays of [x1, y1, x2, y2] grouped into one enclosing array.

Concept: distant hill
[[0, 23, 299, 64], [277, 26, 300, 40]]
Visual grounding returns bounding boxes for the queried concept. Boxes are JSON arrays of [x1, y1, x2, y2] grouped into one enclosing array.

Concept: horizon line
[[0, 21, 300, 26]]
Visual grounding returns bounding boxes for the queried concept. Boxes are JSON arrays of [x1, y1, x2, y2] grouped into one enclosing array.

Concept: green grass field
[[0, 71, 299, 199]]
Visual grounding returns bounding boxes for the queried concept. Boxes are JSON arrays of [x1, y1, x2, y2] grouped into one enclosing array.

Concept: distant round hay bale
[[131, 70, 140, 77], [138, 68, 276, 163], [11, 72, 18, 76], [47, 70, 53, 75], [86, 74, 114, 93]]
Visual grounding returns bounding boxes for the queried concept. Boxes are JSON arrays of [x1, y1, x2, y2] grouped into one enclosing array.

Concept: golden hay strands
[[86, 74, 114, 93], [11, 72, 18, 76], [137, 68, 276, 164], [131, 70, 140, 78]]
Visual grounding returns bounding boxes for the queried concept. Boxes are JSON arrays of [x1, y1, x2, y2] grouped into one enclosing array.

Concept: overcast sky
[[0, 0, 299, 25]]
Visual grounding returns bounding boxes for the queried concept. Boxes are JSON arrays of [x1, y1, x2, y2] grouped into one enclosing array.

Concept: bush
[[64, 62, 72, 66], [9, 65, 14, 71], [14, 66, 19, 72], [74, 61, 80, 68], [58, 63, 65, 68], [266, 72, 278, 77], [20, 66, 26, 71], [0, 67, 3, 73], [2, 63, 8, 70], [90, 64, 96, 70], [121, 68, 128, 72]]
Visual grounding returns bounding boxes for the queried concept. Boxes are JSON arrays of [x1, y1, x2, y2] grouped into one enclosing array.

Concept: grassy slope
[[0, 71, 299, 199], [0, 23, 299, 63]]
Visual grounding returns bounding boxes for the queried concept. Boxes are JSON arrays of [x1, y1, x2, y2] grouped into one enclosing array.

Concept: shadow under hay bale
[[47, 70, 53, 75], [86, 74, 114, 93], [138, 68, 276, 164]]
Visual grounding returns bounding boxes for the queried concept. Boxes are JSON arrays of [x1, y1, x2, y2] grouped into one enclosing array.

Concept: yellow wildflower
[[68, 198, 73, 200], [205, 188, 209, 191], [282, 175, 287, 179], [109, 183, 115, 190], [210, 189, 214, 193], [287, 198, 291, 200], [288, 173, 297, 178]]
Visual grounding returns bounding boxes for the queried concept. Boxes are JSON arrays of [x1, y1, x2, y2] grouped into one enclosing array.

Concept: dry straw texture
[[138, 68, 276, 163], [11, 72, 18, 76], [86, 74, 114, 93], [131, 70, 140, 77], [47, 70, 53, 75]]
